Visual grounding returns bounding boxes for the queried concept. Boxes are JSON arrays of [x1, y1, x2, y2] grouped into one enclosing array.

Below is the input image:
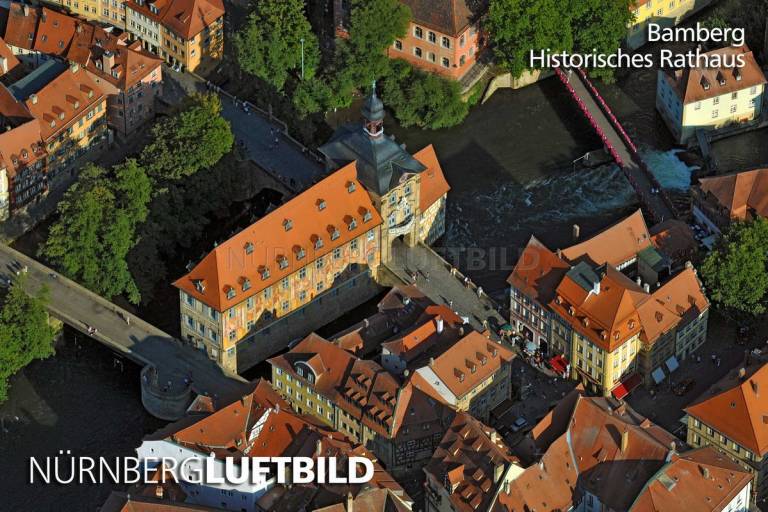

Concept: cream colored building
[[657, 45, 766, 144], [627, 0, 715, 49]]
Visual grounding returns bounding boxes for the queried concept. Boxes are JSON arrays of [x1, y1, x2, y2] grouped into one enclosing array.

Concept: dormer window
[[317, 199, 326, 211], [330, 227, 340, 241], [21, 149, 28, 159], [242, 278, 251, 291], [734, 67, 742, 81], [701, 77, 710, 90], [260, 267, 270, 280], [628, 319, 635, 330], [283, 219, 293, 231], [245, 242, 254, 254], [278, 256, 289, 270], [363, 210, 372, 223], [295, 246, 306, 260], [226, 287, 236, 300], [717, 71, 726, 86], [347, 181, 356, 193], [348, 218, 357, 230], [313, 236, 324, 250]]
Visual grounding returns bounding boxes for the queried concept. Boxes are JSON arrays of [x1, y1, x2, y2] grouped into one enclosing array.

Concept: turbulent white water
[[639, 148, 697, 191]]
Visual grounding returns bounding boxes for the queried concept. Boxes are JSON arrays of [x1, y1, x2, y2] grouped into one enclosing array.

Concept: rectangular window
[[441, 36, 450, 48], [414, 47, 422, 58], [428, 31, 436, 43], [282, 277, 289, 290], [299, 268, 307, 279], [316, 257, 324, 269], [414, 26, 423, 39], [442, 57, 450, 68]]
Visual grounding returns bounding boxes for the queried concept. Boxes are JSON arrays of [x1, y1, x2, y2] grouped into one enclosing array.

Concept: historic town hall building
[[174, 87, 450, 373]]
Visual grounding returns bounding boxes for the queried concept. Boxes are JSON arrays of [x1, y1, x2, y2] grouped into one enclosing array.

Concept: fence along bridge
[[555, 67, 678, 224], [0, 243, 249, 421]]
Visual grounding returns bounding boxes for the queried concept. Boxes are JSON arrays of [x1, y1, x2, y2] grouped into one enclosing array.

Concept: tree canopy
[[487, 0, 633, 81], [234, 0, 320, 90], [700, 218, 768, 318], [41, 161, 151, 303], [381, 59, 469, 129], [140, 93, 234, 181], [0, 277, 57, 403]]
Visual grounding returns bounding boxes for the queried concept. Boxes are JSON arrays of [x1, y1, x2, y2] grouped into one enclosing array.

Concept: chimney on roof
[[155, 485, 164, 499], [436, 316, 444, 334], [621, 430, 629, 453], [345, 491, 354, 512], [494, 463, 505, 483], [429, 357, 435, 367], [572, 224, 580, 241], [30, 94, 38, 104], [556, 248, 562, 259], [739, 368, 747, 381], [102, 50, 115, 71], [23, 4, 30, 16], [316, 439, 323, 456], [643, 283, 650, 293], [0, 57, 7, 74], [70, 63, 79, 74], [685, 260, 693, 269], [636, 276, 642, 287], [76, 23, 83, 33], [403, 369, 409, 377]]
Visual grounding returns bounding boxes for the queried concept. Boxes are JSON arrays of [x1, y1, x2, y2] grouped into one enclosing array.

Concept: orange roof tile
[[413, 332, 515, 399], [4, 2, 38, 51], [415, 145, 450, 211], [506, 235, 569, 303], [23, 64, 104, 142], [667, 45, 767, 105], [0, 37, 20, 76], [561, 209, 652, 268], [629, 447, 752, 512], [425, 412, 517, 512], [161, 0, 224, 39], [697, 167, 768, 221], [0, 86, 46, 180], [174, 162, 383, 312], [33, 7, 76, 56], [686, 362, 768, 457]]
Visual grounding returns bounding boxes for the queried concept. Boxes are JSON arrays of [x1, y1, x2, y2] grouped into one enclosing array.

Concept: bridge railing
[[570, 68, 679, 221]]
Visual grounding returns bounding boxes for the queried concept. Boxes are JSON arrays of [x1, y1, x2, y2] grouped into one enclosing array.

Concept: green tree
[[140, 93, 233, 181], [41, 161, 151, 303], [381, 60, 469, 129], [234, 0, 320, 90], [700, 219, 768, 318], [0, 276, 57, 403], [488, 0, 573, 78], [571, 0, 633, 82]]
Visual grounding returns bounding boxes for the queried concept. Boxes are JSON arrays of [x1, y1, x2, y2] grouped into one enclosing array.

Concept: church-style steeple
[[362, 81, 384, 138]]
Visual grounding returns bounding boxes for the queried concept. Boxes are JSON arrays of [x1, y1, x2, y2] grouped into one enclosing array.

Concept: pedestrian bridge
[[0, 243, 249, 421], [555, 67, 678, 223]]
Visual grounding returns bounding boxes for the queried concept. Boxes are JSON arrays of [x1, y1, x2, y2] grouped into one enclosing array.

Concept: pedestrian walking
[[126, 315, 130, 326]]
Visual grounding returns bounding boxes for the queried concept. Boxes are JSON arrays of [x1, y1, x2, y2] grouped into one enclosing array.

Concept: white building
[[656, 45, 766, 144]]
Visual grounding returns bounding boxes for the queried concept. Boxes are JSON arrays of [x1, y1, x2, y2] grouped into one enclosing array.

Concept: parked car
[[673, 378, 695, 396], [510, 417, 529, 433]]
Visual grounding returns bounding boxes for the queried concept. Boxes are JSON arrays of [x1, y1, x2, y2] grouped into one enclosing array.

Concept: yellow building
[[175, 89, 450, 373], [657, 45, 766, 144], [627, 0, 715, 49], [124, 0, 224, 73], [16, 62, 108, 177], [686, 362, 768, 503]]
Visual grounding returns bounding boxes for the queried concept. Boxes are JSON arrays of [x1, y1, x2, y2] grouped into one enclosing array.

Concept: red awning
[[611, 373, 642, 400], [548, 355, 568, 375]]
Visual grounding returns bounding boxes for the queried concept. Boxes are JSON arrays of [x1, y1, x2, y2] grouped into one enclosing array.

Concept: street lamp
[[300, 38, 305, 80]]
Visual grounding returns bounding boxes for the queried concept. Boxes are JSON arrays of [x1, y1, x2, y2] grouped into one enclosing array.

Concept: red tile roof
[[0, 37, 20, 76], [629, 447, 752, 512], [160, 0, 224, 39], [174, 162, 383, 312], [401, 0, 477, 36], [425, 412, 518, 512], [686, 362, 768, 457], [697, 167, 768, 221], [667, 45, 766, 105], [23, 64, 105, 142], [506, 235, 569, 303], [0, 86, 46, 180], [561, 209, 652, 268], [413, 332, 515, 399], [33, 7, 77, 56], [415, 145, 450, 211], [4, 2, 38, 51]]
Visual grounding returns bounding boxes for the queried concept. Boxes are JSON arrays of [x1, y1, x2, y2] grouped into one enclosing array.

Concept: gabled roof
[[697, 167, 768, 221], [506, 235, 569, 303], [161, 0, 224, 39], [173, 162, 383, 312], [401, 0, 478, 36], [629, 447, 752, 512], [686, 362, 768, 457], [561, 209, 652, 268], [0, 37, 20, 76], [497, 396, 676, 512], [4, 2, 38, 52], [413, 332, 515, 399], [34, 7, 77, 56], [414, 145, 451, 211], [666, 45, 766, 105], [425, 412, 517, 512]]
